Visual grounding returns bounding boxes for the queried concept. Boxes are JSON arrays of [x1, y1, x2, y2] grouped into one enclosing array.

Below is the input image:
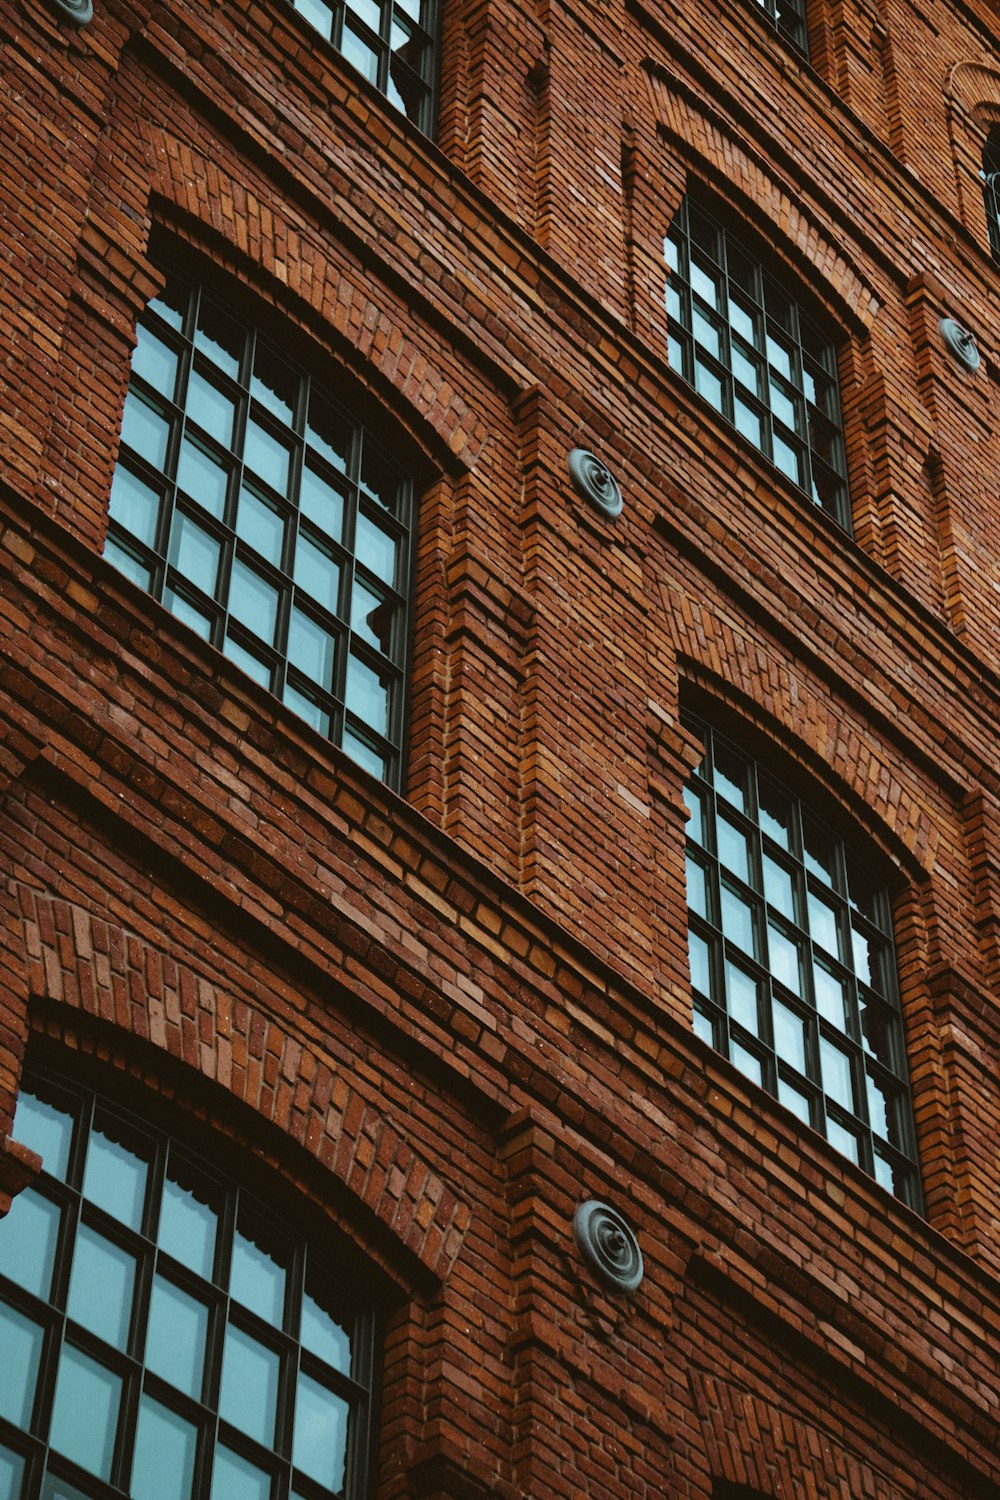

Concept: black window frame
[[664, 196, 852, 532], [981, 126, 1000, 262], [747, 0, 809, 56], [0, 1069, 381, 1500], [684, 715, 922, 1211], [106, 267, 417, 792], [285, 0, 439, 134]]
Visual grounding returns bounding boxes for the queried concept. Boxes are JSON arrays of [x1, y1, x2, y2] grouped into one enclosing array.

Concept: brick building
[[2, 0, 1000, 1493]]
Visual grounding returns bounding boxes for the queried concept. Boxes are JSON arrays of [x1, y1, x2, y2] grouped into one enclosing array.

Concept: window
[[0, 1072, 378, 1499], [107, 268, 415, 789], [664, 198, 850, 530], [981, 127, 1000, 261], [684, 718, 921, 1208], [287, 0, 436, 131], [749, 0, 808, 55]]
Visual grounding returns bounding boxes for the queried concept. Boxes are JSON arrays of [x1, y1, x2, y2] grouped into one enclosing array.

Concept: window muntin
[[981, 128, 1000, 261], [750, 0, 808, 54], [0, 1073, 377, 1500], [107, 270, 415, 790], [287, 0, 436, 132], [685, 718, 922, 1209], [664, 199, 850, 530]]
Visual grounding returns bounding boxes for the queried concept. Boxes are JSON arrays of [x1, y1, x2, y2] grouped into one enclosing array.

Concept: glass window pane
[[712, 744, 747, 812], [105, 538, 153, 590], [252, 345, 298, 425], [0, 1302, 43, 1428], [294, 535, 341, 613], [772, 431, 802, 485], [341, 22, 379, 82], [345, 653, 390, 737], [122, 390, 170, 470], [694, 355, 724, 411], [296, 0, 335, 38], [300, 465, 345, 541], [132, 1397, 197, 1500], [820, 1037, 855, 1111], [767, 921, 802, 996], [306, 398, 351, 474], [351, 581, 393, 653], [245, 418, 292, 495], [725, 959, 758, 1034], [772, 999, 807, 1073], [292, 1372, 349, 1491], [721, 884, 756, 957], [360, 442, 403, 512], [188, 371, 237, 449], [49, 1345, 122, 1479], [300, 1286, 351, 1375], [807, 888, 840, 957], [803, 818, 837, 882], [133, 326, 179, 396], [686, 854, 708, 919], [159, 1166, 219, 1280], [177, 438, 229, 521], [342, 728, 386, 779], [170, 513, 222, 598], [762, 853, 795, 920], [14, 1092, 76, 1182], [730, 1042, 763, 1086], [67, 1224, 135, 1350], [692, 1005, 714, 1045], [110, 466, 161, 547], [219, 1324, 280, 1446], [690, 258, 720, 307], [692, 304, 721, 359], [758, 779, 791, 848], [211, 1445, 272, 1500], [776, 1075, 811, 1124], [146, 1277, 208, 1399], [83, 1120, 150, 1232], [224, 635, 273, 688], [733, 394, 763, 447], [827, 1116, 860, 1165], [231, 1224, 287, 1327], [688, 929, 711, 996], [813, 961, 848, 1029], [237, 489, 286, 567], [195, 302, 243, 379], [164, 588, 213, 640], [716, 815, 751, 883], [284, 683, 331, 736], [866, 1070, 894, 1140], [228, 560, 279, 644], [0, 1443, 25, 1499], [356, 511, 397, 585], [0, 1190, 60, 1299]]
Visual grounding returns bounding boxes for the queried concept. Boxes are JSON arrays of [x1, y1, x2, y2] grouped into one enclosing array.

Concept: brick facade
[[2, 0, 1000, 1493]]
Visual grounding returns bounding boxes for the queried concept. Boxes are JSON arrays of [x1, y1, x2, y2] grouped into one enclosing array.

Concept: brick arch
[[660, 582, 940, 876], [944, 60, 1000, 248], [15, 889, 470, 1282], [140, 129, 488, 472], [645, 65, 880, 335]]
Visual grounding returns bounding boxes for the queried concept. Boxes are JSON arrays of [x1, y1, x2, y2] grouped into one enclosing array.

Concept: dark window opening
[[981, 127, 1000, 261], [286, 0, 437, 132]]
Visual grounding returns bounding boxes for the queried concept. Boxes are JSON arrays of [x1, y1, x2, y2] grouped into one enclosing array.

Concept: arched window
[[684, 717, 922, 1209], [664, 197, 850, 530], [107, 267, 416, 789], [0, 1072, 379, 1499], [286, 0, 438, 132], [980, 127, 1000, 261]]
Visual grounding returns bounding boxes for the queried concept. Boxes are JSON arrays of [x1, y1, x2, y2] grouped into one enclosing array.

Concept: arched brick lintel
[[16, 890, 471, 1282], [645, 67, 880, 336], [136, 128, 489, 474]]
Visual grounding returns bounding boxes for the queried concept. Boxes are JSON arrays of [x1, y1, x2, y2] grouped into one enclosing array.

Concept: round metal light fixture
[[567, 448, 624, 519], [573, 1199, 643, 1293], [940, 317, 980, 373]]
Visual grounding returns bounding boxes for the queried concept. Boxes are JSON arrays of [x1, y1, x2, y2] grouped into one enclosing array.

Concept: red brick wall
[[2, 0, 1000, 1493]]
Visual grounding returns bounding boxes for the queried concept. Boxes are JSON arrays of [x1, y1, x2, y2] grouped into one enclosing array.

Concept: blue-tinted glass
[[132, 1396, 197, 1500], [685, 855, 707, 919], [245, 419, 291, 495], [121, 390, 170, 469], [342, 22, 379, 82], [720, 884, 755, 956], [133, 326, 179, 396], [767, 921, 801, 996], [49, 1346, 121, 1478], [210, 1445, 271, 1500], [288, 610, 336, 691], [110, 466, 161, 547], [295, 0, 335, 37], [688, 930, 710, 995], [814, 962, 848, 1029], [730, 1042, 763, 1086], [300, 465, 345, 540], [826, 1117, 860, 1165], [694, 356, 723, 411], [219, 1325, 280, 1445], [106, 538, 154, 589], [285, 683, 330, 735], [716, 816, 750, 883], [237, 489, 285, 567], [228, 561, 279, 643], [0, 1303, 43, 1427], [188, 371, 236, 449], [305, 398, 351, 474], [170, 513, 222, 597], [165, 588, 213, 640], [292, 1372, 349, 1490], [300, 1286, 351, 1375], [177, 438, 229, 520], [158, 1169, 218, 1281], [725, 961, 758, 1034], [195, 303, 243, 380], [146, 1277, 208, 1399], [807, 888, 840, 956], [83, 1122, 149, 1231], [762, 853, 795, 920], [294, 533, 340, 612], [149, 281, 186, 331], [67, 1224, 135, 1349], [712, 745, 747, 811], [360, 442, 402, 511], [224, 635, 273, 688], [345, 653, 389, 736], [733, 394, 763, 447], [820, 1038, 854, 1111], [776, 1076, 811, 1124], [231, 1226, 286, 1326], [251, 347, 297, 425], [342, 729, 385, 779], [0, 1443, 25, 1499], [355, 512, 396, 585], [42, 1478, 95, 1500], [772, 999, 807, 1073], [0, 1189, 60, 1298], [772, 431, 801, 484]]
